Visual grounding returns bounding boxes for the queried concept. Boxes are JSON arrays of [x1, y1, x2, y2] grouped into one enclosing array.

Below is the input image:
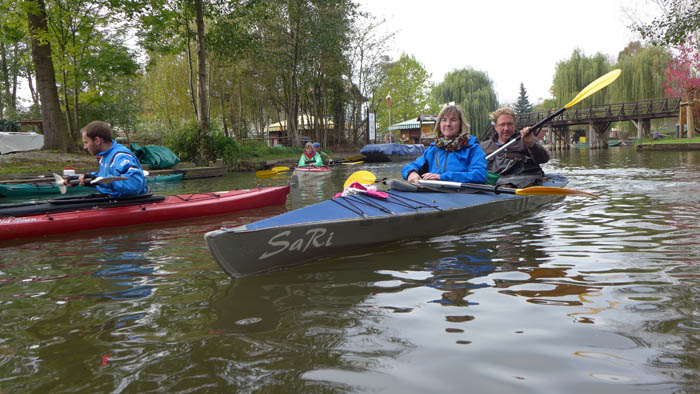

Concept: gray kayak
[[205, 175, 568, 278]]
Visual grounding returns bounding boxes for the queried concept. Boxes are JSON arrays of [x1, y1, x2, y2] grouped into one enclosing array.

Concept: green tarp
[[129, 143, 180, 169]]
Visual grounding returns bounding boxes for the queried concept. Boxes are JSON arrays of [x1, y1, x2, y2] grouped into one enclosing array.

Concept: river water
[[1, 147, 698, 393]]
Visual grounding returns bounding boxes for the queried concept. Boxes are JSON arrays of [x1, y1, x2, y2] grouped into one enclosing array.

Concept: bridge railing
[[516, 97, 682, 127]]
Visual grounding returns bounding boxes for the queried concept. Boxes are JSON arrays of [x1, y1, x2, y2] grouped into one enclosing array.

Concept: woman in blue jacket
[[402, 105, 487, 185]]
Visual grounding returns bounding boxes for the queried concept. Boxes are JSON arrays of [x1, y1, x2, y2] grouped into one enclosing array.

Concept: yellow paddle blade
[[255, 170, 278, 178], [565, 69, 621, 109], [344, 154, 365, 162], [514, 186, 599, 199], [342, 161, 364, 165], [271, 166, 291, 173], [344, 170, 376, 188]]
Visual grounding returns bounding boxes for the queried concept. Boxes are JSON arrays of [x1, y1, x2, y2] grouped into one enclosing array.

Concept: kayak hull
[[0, 185, 289, 241], [292, 166, 331, 176], [0, 173, 184, 198], [205, 175, 568, 278]]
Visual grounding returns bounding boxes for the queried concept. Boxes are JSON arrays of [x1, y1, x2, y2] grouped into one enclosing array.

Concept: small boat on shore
[[0, 185, 289, 241], [0, 173, 184, 198], [205, 174, 579, 278]]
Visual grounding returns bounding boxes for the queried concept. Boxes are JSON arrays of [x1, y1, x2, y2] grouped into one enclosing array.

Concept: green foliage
[[376, 53, 437, 135], [551, 49, 613, 107], [631, 0, 700, 46], [163, 120, 202, 163], [514, 83, 533, 115], [433, 67, 498, 138], [0, 119, 20, 132], [163, 120, 298, 166]]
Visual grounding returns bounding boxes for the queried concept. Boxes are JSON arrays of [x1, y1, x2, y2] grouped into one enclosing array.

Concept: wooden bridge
[[515, 97, 682, 149]]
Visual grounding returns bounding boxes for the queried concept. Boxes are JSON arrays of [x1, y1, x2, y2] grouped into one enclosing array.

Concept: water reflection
[[1, 149, 699, 392]]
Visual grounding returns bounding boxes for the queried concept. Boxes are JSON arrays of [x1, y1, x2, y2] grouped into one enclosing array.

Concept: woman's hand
[[407, 171, 421, 185], [421, 173, 441, 180]]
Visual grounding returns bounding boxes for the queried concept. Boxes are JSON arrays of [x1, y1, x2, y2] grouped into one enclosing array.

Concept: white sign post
[[368, 112, 376, 143]]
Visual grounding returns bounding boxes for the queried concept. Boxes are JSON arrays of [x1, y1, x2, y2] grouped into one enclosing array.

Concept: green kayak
[[0, 173, 183, 198]]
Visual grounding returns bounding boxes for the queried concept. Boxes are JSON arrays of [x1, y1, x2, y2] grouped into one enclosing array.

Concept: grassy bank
[[637, 136, 700, 144]]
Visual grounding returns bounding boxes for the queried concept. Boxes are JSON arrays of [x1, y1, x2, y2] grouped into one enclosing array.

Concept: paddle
[[330, 160, 363, 166], [344, 170, 379, 188], [342, 170, 598, 198], [418, 179, 599, 199], [486, 69, 622, 160], [255, 166, 292, 178], [52, 173, 129, 194]]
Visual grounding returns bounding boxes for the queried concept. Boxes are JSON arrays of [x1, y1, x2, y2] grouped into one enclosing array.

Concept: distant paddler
[[298, 142, 324, 167]]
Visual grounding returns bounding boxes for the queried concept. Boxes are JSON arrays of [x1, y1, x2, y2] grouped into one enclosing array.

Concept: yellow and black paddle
[[487, 69, 622, 159], [343, 170, 598, 198]]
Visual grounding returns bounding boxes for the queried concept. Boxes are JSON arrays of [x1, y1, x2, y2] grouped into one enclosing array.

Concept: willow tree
[[433, 67, 498, 139], [609, 43, 670, 102], [551, 50, 613, 107]]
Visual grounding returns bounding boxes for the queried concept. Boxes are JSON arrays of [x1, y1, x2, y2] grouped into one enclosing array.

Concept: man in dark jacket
[[480, 107, 549, 187]]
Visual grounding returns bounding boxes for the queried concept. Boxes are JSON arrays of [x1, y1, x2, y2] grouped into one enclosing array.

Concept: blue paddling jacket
[[91, 142, 148, 197], [401, 135, 487, 184]]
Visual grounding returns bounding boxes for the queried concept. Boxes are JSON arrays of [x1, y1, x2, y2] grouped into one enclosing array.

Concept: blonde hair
[[304, 142, 313, 150], [434, 105, 470, 138], [492, 107, 515, 124]]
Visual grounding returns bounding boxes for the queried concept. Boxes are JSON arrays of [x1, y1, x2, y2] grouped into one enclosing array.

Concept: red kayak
[[0, 186, 289, 241]]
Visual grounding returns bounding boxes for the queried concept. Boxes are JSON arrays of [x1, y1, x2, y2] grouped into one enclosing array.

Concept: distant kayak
[[0, 185, 289, 241], [0, 173, 183, 198], [292, 166, 331, 176]]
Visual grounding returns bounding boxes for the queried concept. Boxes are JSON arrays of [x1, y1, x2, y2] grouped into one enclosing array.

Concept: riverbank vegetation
[[0, 0, 697, 164]]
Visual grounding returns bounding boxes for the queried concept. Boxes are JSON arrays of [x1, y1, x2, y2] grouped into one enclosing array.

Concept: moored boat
[[0, 173, 184, 198], [0, 185, 289, 241], [205, 175, 569, 278], [359, 143, 425, 162]]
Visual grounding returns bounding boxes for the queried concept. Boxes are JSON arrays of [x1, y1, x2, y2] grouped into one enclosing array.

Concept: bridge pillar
[[633, 118, 650, 139], [590, 122, 611, 149]]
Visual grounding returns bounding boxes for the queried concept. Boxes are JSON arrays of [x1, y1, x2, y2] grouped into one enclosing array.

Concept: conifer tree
[[514, 83, 533, 115]]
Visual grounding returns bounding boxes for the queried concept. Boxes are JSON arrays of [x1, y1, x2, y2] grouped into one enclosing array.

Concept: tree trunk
[[194, 0, 210, 162], [0, 41, 8, 117], [183, 9, 198, 120], [26, 64, 39, 107], [687, 93, 696, 139], [26, 0, 72, 152]]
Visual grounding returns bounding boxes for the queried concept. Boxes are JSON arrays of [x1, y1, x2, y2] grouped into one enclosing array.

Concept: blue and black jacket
[[91, 142, 147, 197], [401, 135, 487, 184]]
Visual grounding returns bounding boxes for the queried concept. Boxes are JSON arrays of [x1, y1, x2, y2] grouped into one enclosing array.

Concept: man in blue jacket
[[78, 121, 147, 197]]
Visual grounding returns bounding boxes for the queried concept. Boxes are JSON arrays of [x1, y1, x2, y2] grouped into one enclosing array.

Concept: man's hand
[[78, 174, 86, 186], [521, 127, 536, 148]]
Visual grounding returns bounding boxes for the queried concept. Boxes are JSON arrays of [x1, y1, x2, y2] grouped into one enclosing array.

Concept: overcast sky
[[356, 0, 652, 104]]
